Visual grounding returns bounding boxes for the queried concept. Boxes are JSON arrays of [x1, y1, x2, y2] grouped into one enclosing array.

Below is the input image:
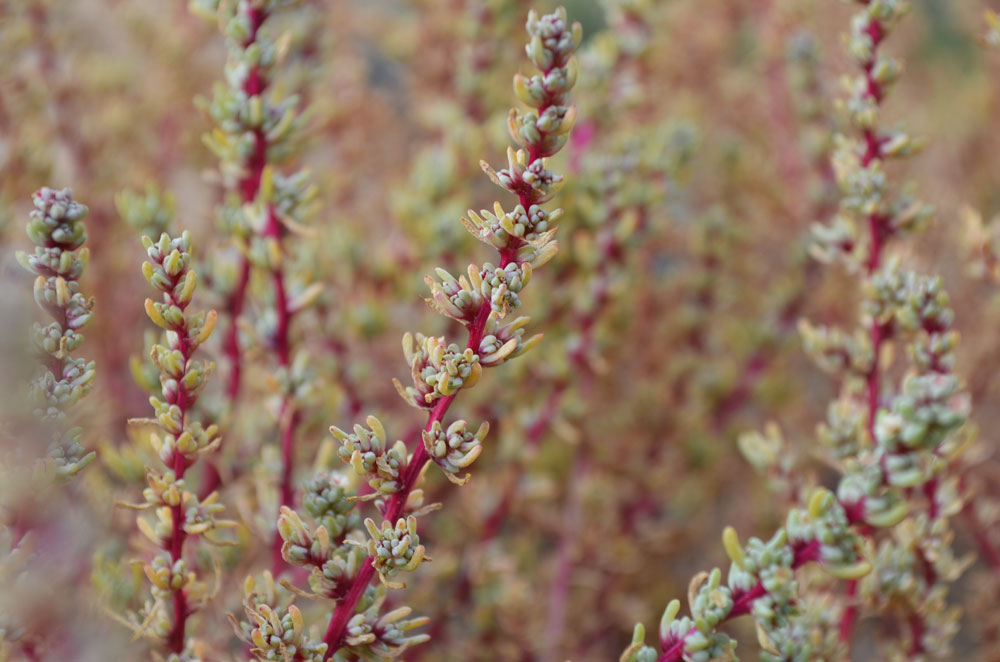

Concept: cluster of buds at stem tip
[[332, 416, 409, 498], [234, 574, 329, 662], [393, 0, 579, 544], [275, 505, 367, 600], [193, 0, 318, 413], [194, 0, 318, 249], [421, 420, 489, 485], [403, 6, 579, 415], [810, 0, 931, 271], [394, 333, 483, 409], [140, 233, 220, 464], [364, 516, 426, 589], [17, 187, 96, 479], [196, 1, 309, 200], [341, 592, 430, 658]]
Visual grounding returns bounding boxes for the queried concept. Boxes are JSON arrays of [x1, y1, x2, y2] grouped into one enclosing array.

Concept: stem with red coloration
[[656, 540, 822, 662], [204, 3, 303, 575], [317, 11, 581, 657], [165, 302, 192, 655], [140, 236, 215, 655], [222, 7, 266, 406], [841, 4, 888, 645]]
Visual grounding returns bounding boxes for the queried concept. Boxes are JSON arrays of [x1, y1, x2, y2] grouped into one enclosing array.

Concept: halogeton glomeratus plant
[[4, 2, 1000, 661]]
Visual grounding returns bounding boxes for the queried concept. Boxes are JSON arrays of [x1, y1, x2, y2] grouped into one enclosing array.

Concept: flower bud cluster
[[116, 184, 175, 239], [198, 1, 306, 194], [421, 420, 489, 485], [424, 265, 486, 323], [460, 7, 579, 272], [342, 591, 431, 658], [510, 10, 580, 155], [332, 416, 409, 497], [194, 0, 317, 290], [276, 506, 329, 566], [478, 314, 543, 366], [237, 576, 328, 662], [476, 261, 532, 315], [797, 489, 871, 575], [810, 3, 931, 271], [364, 516, 426, 587], [798, 320, 873, 377], [395, 332, 483, 408], [687, 570, 737, 659], [630, 490, 868, 662], [816, 400, 868, 460], [275, 504, 366, 600], [461, 201, 560, 268], [302, 473, 359, 541], [17, 187, 97, 478], [860, 514, 968, 658]]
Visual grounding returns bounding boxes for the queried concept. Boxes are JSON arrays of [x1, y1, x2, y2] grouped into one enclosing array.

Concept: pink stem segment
[[841, 5, 887, 647]]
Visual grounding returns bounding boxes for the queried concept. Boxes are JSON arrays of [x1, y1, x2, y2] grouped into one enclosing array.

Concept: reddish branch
[[214, 7, 300, 574], [657, 540, 822, 662], [268, 206, 299, 574], [841, 5, 888, 646], [223, 7, 264, 405], [318, 46, 574, 658], [157, 268, 198, 654], [319, 248, 514, 655]]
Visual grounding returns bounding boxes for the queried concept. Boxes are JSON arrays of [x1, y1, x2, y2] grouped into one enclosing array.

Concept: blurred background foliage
[[1, 0, 999, 660]]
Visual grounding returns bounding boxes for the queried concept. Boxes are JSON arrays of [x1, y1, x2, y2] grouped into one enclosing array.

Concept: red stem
[[222, 7, 266, 405], [319, 40, 572, 653], [163, 280, 196, 654], [657, 540, 821, 662], [318, 300, 492, 655], [841, 6, 887, 647], [267, 202, 299, 574], [839, 579, 859, 643], [224, 258, 251, 401], [210, 6, 300, 573]]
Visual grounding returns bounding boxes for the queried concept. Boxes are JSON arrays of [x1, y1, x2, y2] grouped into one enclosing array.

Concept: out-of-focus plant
[[1, 187, 95, 659], [625, 2, 973, 660], [194, 0, 320, 574], [986, 9, 1000, 47], [17, 187, 97, 480]]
